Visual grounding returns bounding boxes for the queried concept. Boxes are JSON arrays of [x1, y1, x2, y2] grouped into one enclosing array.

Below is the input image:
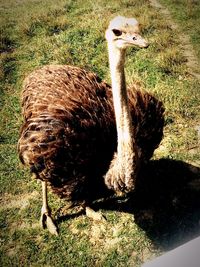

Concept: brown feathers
[[18, 65, 164, 200]]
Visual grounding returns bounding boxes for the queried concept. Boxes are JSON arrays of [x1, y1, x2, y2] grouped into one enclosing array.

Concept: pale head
[[105, 16, 149, 49]]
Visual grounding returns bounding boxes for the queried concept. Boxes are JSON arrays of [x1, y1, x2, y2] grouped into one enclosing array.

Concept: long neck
[[108, 44, 136, 159]]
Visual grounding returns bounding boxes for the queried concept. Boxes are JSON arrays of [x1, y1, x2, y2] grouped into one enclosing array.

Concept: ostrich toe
[[85, 206, 106, 222], [40, 208, 58, 235]]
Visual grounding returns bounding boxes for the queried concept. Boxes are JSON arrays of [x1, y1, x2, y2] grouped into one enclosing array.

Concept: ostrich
[[18, 16, 164, 235]]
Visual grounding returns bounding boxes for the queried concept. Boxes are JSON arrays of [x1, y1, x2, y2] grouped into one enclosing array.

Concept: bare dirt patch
[[149, 0, 200, 79], [0, 191, 39, 211]]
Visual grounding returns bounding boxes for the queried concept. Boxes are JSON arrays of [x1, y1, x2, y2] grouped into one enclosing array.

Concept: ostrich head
[[105, 16, 149, 50]]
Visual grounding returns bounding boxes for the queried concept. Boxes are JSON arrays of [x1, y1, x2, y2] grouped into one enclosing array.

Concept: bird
[[18, 16, 164, 235]]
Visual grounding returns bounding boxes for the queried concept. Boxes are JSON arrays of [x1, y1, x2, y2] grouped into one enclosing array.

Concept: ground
[[0, 0, 200, 266]]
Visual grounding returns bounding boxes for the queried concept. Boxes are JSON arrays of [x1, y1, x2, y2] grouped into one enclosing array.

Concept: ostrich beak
[[126, 33, 149, 48]]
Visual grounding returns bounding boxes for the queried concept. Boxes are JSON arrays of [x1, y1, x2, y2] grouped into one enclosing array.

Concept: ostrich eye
[[112, 29, 122, 36]]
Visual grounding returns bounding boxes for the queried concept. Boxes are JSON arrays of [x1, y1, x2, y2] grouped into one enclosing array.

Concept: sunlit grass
[[159, 0, 200, 61]]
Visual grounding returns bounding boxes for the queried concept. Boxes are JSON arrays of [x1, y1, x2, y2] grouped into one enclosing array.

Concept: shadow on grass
[[56, 158, 200, 251], [93, 159, 200, 251]]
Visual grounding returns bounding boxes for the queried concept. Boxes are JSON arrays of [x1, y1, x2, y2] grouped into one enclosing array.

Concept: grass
[[159, 0, 200, 61], [0, 0, 200, 266]]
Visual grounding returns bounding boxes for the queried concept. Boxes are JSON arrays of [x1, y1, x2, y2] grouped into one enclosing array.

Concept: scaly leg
[[40, 181, 58, 235]]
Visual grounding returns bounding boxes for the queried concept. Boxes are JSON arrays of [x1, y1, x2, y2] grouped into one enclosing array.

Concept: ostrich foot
[[40, 206, 58, 236], [85, 206, 106, 222]]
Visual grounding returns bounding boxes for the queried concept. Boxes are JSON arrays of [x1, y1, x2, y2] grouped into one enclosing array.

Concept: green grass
[[159, 0, 200, 61], [0, 0, 200, 266]]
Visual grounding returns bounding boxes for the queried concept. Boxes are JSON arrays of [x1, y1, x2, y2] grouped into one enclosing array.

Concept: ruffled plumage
[[18, 64, 164, 200]]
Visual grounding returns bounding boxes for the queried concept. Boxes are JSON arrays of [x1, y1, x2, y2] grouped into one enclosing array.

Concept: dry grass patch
[[0, 191, 39, 211]]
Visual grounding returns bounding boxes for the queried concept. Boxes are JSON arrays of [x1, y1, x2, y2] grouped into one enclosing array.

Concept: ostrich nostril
[[133, 36, 137, 40]]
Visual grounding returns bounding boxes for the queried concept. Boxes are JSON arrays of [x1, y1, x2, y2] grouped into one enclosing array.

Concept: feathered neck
[[107, 42, 139, 191], [107, 44, 133, 155]]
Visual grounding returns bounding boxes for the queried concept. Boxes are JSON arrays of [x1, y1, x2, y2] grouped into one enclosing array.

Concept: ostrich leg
[[40, 181, 58, 235]]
